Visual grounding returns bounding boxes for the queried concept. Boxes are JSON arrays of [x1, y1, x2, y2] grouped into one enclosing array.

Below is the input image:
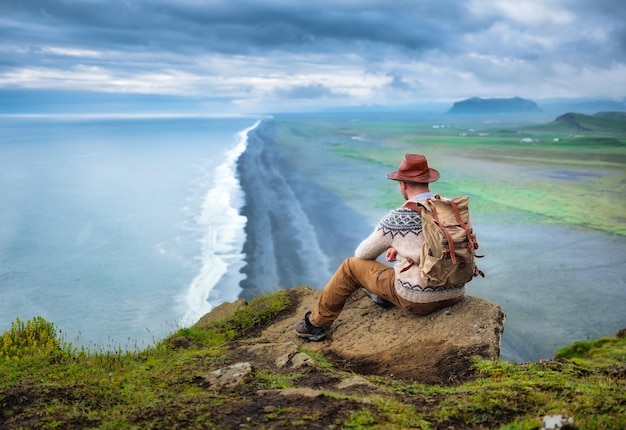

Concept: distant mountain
[[447, 97, 542, 114], [549, 111, 626, 133]]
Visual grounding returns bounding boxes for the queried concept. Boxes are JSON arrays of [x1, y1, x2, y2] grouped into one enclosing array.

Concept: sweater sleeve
[[354, 212, 395, 260]]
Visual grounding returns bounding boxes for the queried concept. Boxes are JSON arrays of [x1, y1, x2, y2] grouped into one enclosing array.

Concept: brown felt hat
[[386, 154, 440, 183]]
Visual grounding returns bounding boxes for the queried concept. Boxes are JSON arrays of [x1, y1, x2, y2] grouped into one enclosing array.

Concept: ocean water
[[0, 115, 260, 348]]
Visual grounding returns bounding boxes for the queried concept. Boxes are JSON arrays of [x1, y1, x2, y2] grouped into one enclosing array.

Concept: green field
[[275, 112, 626, 236]]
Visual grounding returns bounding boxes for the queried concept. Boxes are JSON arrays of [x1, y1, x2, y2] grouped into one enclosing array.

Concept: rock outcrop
[[196, 286, 506, 385]]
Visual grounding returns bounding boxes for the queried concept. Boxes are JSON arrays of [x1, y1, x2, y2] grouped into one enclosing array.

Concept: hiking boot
[[295, 311, 327, 341], [362, 289, 394, 309]]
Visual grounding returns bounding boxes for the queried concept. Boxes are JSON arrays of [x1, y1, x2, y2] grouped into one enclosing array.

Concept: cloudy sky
[[1, 0, 625, 113]]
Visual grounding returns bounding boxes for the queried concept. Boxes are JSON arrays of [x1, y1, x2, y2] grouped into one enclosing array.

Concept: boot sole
[[295, 331, 327, 341]]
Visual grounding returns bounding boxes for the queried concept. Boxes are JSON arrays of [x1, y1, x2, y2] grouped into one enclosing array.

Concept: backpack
[[404, 195, 484, 287]]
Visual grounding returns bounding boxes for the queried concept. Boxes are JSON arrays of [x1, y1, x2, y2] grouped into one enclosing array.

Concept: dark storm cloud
[[1, 0, 478, 55], [571, 0, 626, 59]]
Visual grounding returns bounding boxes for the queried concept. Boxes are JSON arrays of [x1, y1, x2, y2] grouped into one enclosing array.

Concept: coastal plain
[[273, 112, 626, 235]]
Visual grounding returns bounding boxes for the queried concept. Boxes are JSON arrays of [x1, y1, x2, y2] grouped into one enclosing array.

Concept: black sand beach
[[236, 120, 373, 296]]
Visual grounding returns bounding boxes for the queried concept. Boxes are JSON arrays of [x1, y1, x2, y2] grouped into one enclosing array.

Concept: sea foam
[[180, 121, 260, 326]]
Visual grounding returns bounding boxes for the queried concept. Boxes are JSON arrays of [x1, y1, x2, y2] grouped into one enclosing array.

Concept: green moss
[[370, 396, 431, 429], [300, 348, 335, 371], [344, 409, 377, 428], [253, 371, 302, 389], [170, 289, 290, 347], [556, 336, 626, 369]]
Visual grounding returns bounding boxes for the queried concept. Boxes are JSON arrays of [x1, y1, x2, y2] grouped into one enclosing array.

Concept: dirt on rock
[[225, 286, 506, 385]]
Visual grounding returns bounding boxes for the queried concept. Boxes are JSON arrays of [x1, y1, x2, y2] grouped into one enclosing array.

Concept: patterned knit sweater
[[354, 206, 466, 303]]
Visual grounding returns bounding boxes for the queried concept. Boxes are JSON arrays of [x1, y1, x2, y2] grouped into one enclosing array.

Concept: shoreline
[[236, 120, 373, 298]]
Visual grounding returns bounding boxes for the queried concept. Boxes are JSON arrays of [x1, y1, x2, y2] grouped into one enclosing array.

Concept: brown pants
[[309, 257, 464, 329]]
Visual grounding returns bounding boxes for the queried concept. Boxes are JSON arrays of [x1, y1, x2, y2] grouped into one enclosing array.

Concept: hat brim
[[386, 168, 440, 183]]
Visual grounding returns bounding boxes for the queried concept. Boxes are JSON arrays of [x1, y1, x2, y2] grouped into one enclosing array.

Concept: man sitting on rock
[[295, 154, 465, 341]]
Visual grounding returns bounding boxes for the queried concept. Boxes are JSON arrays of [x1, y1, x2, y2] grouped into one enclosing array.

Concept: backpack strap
[[445, 198, 484, 278], [402, 200, 421, 212], [448, 198, 477, 252], [428, 199, 459, 264]]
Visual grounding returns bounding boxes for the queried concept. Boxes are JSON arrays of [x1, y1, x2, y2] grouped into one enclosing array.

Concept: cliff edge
[[196, 286, 506, 385]]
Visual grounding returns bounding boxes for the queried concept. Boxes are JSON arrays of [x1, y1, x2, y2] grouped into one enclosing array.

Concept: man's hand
[[386, 248, 398, 262]]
